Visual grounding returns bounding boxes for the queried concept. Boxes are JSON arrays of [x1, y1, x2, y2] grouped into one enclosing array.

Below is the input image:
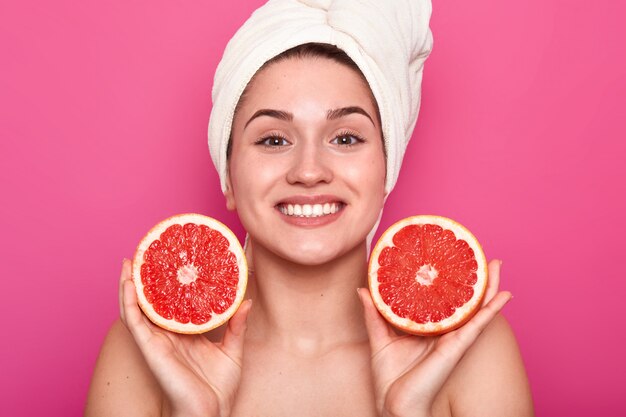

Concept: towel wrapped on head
[[208, 0, 433, 196]]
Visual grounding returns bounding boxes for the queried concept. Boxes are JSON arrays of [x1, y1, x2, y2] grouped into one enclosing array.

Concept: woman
[[86, 1, 533, 416]]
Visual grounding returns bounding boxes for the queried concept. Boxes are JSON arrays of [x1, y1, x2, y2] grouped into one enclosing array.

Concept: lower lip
[[275, 206, 345, 227]]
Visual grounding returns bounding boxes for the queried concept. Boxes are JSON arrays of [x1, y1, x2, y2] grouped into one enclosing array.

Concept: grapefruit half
[[132, 213, 247, 334], [368, 215, 488, 335]]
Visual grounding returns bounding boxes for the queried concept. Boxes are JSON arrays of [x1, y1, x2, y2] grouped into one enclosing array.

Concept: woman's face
[[226, 56, 386, 265]]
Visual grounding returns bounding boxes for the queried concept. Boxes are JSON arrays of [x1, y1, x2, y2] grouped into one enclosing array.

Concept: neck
[[244, 238, 369, 353]]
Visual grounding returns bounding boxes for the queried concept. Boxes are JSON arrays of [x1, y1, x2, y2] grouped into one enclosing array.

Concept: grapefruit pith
[[132, 213, 247, 334], [368, 215, 488, 335]]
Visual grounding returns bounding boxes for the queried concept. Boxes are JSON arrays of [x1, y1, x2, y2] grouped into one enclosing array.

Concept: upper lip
[[275, 194, 345, 205]]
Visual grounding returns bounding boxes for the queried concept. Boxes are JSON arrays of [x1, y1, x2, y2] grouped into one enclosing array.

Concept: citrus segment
[[369, 215, 488, 335], [132, 214, 247, 334]]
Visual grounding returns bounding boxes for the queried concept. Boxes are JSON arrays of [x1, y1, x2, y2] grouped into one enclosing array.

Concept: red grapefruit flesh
[[132, 213, 247, 334], [368, 215, 488, 335]]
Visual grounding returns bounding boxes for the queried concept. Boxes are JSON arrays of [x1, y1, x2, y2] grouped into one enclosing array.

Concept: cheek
[[348, 151, 386, 195], [227, 156, 251, 207], [370, 155, 387, 206], [229, 153, 284, 204]]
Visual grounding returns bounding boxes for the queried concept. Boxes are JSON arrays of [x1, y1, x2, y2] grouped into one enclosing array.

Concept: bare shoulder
[[85, 318, 163, 417], [444, 313, 535, 416]]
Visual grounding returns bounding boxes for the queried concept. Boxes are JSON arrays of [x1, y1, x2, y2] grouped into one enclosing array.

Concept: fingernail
[[499, 260, 503, 266]]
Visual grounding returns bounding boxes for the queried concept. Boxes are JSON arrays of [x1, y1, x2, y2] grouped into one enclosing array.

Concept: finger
[[120, 260, 163, 336], [121, 270, 154, 346], [396, 291, 512, 396], [119, 258, 132, 323], [357, 288, 396, 353], [436, 291, 512, 369], [221, 299, 253, 364], [482, 259, 502, 306], [456, 290, 511, 340]]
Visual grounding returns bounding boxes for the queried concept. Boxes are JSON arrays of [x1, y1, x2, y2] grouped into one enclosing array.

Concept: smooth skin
[[85, 57, 534, 417]]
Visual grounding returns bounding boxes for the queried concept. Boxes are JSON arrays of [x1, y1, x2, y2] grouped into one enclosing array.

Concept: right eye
[[256, 135, 290, 147]]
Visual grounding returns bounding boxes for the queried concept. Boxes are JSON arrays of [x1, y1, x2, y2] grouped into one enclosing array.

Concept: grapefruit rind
[[132, 213, 248, 334], [368, 215, 488, 336]]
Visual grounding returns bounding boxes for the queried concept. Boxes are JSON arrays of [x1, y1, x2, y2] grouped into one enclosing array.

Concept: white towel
[[208, 0, 433, 196]]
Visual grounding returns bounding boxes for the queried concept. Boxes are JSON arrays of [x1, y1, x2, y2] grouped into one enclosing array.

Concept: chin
[[284, 253, 337, 266], [282, 243, 338, 265], [278, 239, 364, 266]]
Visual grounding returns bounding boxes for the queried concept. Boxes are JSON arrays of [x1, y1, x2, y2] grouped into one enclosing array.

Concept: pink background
[[1, 0, 624, 415]]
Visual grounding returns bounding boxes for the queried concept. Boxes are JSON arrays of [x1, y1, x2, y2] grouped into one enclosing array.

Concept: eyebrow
[[244, 109, 293, 129], [244, 106, 375, 129], [326, 106, 375, 126]]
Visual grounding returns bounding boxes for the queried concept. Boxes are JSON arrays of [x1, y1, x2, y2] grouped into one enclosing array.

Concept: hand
[[358, 259, 511, 417], [119, 259, 251, 417]]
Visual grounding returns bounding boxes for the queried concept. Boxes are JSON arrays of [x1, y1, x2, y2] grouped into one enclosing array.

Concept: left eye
[[262, 136, 289, 146], [332, 134, 362, 146]]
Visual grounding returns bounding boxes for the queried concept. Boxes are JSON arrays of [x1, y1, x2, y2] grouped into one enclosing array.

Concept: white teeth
[[279, 203, 342, 217]]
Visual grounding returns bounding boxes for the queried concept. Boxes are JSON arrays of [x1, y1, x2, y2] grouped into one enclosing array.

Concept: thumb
[[221, 299, 252, 364], [357, 288, 396, 353]]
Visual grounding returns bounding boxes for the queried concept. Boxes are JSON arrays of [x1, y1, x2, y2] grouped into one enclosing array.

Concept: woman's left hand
[[358, 259, 512, 417]]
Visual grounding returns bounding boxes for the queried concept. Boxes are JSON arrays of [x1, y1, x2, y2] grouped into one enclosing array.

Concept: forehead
[[237, 56, 378, 116]]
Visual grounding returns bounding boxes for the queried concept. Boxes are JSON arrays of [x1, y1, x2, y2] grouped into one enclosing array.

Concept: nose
[[286, 141, 333, 187]]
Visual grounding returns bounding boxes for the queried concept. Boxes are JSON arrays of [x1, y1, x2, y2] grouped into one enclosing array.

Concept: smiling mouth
[[276, 203, 345, 218]]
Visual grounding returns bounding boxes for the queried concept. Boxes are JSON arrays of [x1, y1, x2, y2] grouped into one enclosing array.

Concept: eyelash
[[254, 132, 290, 148], [332, 130, 366, 147], [254, 130, 366, 148]]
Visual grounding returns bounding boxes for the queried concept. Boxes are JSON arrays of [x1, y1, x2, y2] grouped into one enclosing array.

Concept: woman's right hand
[[119, 259, 251, 417]]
